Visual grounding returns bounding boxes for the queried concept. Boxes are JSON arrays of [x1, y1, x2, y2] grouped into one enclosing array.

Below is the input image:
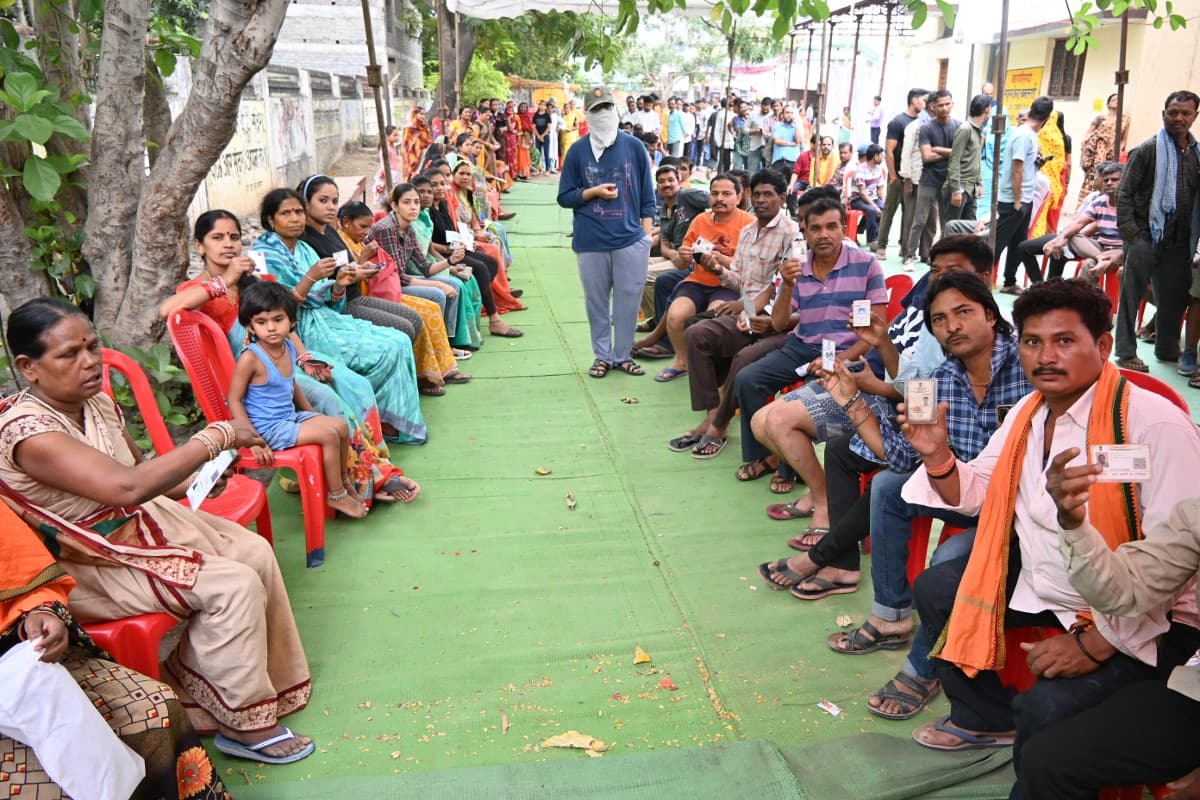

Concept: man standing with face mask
[[558, 87, 658, 379]]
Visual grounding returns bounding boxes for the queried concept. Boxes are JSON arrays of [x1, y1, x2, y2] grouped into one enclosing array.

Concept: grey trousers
[[906, 183, 942, 261], [347, 296, 420, 342], [577, 235, 651, 364]]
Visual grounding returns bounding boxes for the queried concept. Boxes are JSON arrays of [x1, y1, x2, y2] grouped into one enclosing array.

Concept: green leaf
[[0, 166, 19, 178], [44, 153, 88, 173], [51, 113, 88, 140], [1154, 15, 1164, 27], [911, 3, 928, 28], [164, 412, 189, 426], [22, 155, 61, 202], [72, 273, 94, 300], [0, 119, 14, 141], [935, 0, 956, 27], [0, 19, 18, 50], [2, 72, 50, 112], [153, 48, 177, 78], [771, 12, 791, 38], [13, 113, 54, 144], [1170, 13, 1186, 29]]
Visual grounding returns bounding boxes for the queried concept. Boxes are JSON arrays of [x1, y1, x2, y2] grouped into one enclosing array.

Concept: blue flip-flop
[[654, 367, 688, 382], [214, 727, 315, 765]]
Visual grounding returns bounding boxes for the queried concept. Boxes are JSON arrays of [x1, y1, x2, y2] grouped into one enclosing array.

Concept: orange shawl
[[934, 363, 1139, 677], [0, 499, 75, 634]]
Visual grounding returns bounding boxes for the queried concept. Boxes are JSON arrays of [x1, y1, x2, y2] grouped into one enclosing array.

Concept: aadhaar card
[[851, 299, 872, 327], [1090, 444, 1153, 483], [186, 450, 236, 510], [333, 250, 350, 267], [822, 338, 836, 372], [905, 379, 937, 424]]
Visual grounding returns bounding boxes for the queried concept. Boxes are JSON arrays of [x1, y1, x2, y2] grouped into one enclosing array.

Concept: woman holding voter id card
[[0, 297, 316, 765]]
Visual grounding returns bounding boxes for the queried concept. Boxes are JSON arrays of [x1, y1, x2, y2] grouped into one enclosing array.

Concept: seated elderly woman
[[0, 298, 313, 765], [0, 499, 229, 799]]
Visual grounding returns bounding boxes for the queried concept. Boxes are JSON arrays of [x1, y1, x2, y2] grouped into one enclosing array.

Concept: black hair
[[728, 169, 750, 192], [748, 168, 787, 196], [238, 280, 298, 332], [1012, 278, 1113, 340], [389, 182, 418, 205], [678, 157, 692, 169], [802, 197, 846, 225], [659, 156, 681, 170], [906, 88, 929, 107], [761, 96, 773, 105], [1096, 160, 1124, 177], [927, 89, 952, 105], [655, 164, 680, 180], [410, 174, 432, 188], [384, 125, 397, 135], [296, 174, 336, 204], [710, 172, 740, 193], [864, 144, 883, 160], [338, 201, 374, 222], [928, 234, 995, 275], [873, 95, 881, 101], [968, 94, 991, 118], [259, 188, 305, 231], [797, 186, 841, 211], [7, 297, 89, 361], [1106, 92, 1118, 106], [1165, 91, 1200, 110], [422, 168, 445, 181], [428, 158, 449, 171], [454, 132, 472, 148], [923, 270, 1013, 338], [1029, 96, 1054, 122], [193, 209, 241, 243]]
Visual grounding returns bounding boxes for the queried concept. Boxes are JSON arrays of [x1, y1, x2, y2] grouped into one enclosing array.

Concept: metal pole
[[814, 21, 828, 147], [802, 26, 814, 112], [360, 0, 392, 196], [966, 43, 975, 104], [1114, 14, 1129, 158], [987, 0, 1010, 263], [878, 2, 892, 98], [820, 21, 835, 138], [787, 31, 797, 103], [847, 13, 863, 115]]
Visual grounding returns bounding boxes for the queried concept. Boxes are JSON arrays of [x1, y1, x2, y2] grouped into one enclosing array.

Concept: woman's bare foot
[[766, 553, 817, 586], [219, 724, 312, 759], [328, 489, 368, 518]]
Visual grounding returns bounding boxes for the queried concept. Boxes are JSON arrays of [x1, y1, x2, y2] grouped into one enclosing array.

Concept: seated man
[[670, 169, 798, 458], [905, 280, 1200, 790], [1015, 160, 1124, 284], [639, 164, 709, 333], [645, 173, 755, 382], [731, 197, 887, 482]]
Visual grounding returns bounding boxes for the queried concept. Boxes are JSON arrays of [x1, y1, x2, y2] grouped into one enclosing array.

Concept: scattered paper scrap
[[658, 677, 678, 691], [612, 692, 628, 702], [620, 396, 639, 404], [535, 467, 552, 475], [565, 491, 577, 510], [836, 614, 854, 628], [817, 700, 843, 717], [633, 645, 652, 664], [541, 730, 610, 757], [501, 710, 511, 734]]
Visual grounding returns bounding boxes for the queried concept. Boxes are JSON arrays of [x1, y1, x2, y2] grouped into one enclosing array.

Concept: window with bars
[[1047, 38, 1087, 99]]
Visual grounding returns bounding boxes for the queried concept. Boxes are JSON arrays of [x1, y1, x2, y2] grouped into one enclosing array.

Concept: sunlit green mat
[[211, 176, 1164, 796]]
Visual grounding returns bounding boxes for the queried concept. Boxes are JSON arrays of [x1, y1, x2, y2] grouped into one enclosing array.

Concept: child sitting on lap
[[230, 281, 369, 518]]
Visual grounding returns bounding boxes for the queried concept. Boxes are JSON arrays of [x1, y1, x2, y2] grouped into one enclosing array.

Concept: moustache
[[1032, 367, 1066, 376]]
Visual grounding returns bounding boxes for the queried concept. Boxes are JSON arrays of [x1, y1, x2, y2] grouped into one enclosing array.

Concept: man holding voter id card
[[897, 279, 1200, 793]]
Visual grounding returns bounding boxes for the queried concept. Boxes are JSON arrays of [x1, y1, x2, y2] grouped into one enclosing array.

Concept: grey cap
[[584, 86, 616, 111]]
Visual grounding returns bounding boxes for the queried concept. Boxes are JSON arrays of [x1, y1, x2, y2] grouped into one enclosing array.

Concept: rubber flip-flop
[[444, 372, 472, 384], [668, 433, 704, 452], [214, 727, 315, 765], [789, 575, 858, 600], [654, 367, 688, 382], [767, 501, 815, 521], [787, 526, 830, 551], [826, 621, 913, 655], [912, 716, 1016, 752], [758, 559, 809, 590], [690, 435, 726, 459], [491, 327, 524, 338]]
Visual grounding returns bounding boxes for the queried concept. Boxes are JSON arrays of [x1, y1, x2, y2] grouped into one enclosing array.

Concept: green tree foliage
[[424, 55, 509, 108]]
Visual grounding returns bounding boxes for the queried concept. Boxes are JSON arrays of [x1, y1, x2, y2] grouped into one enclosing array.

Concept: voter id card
[[821, 338, 836, 372], [692, 237, 715, 255], [186, 450, 236, 509], [851, 299, 871, 327], [1090, 444, 1152, 483], [905, 379, 937, 424], [246, 250, 269, 276], [333, 250, 350, 267]]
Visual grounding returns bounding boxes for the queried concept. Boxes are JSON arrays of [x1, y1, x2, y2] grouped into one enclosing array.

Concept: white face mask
[[587, 107, 619, 156]]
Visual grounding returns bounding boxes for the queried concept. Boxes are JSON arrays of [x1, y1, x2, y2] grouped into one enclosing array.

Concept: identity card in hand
[[333, 250, 350, 267], [186, 450, 236, 510], [246, 250, 269, 276], [454, 224, 477, 251], [851, 299, 871, 328], [821, 338, 836, 372], [1090, 444, 1152, 482], [905, 379, 937, 424], [692, 237, 715, 255]]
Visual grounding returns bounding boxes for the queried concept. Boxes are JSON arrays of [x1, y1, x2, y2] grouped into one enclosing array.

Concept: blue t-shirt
[[772, 121, 801, 162], [998, 123, 1039, 203], [667, 111, 686, 144], [557, 132, 657, 254]]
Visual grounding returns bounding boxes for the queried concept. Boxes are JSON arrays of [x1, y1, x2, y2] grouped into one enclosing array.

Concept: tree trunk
[[0, 180, 50, 314], [111, 0, 289, 349], [143, 56, 173, 170], [81, 0, 151, 334], [437, 5, 475, 113]]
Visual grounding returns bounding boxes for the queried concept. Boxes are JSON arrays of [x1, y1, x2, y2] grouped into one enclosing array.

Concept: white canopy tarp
[[444, 0, 718, 19]]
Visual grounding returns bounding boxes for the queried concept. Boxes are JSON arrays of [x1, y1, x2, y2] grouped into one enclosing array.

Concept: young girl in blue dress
[[228, 281, 369, 518]]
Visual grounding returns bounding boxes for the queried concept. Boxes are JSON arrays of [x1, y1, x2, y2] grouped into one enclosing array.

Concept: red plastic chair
[[885, 273, 914, 323], [1118, 367, 1190, 414], [83, 612, 178, 680], [846, 208, 863, 242], [100, 348, 273, 545], [167, 310, 332, 568]]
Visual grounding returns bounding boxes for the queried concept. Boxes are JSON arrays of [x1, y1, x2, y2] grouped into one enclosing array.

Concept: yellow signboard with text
[[1004, 67, 1044, 126]]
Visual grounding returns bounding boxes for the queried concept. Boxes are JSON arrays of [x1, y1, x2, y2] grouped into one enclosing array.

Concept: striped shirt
[[729, 210, 798, 296], [787, 244, 887, 348], [1077, 191, 1121, 249]]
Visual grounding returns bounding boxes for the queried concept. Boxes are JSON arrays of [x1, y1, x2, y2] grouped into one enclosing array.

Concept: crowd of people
[[557, 82, 1200, 799], [6, 70, 1200, 799]]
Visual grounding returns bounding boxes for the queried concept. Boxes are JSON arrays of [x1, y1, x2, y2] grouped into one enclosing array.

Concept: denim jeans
[[733, 335, 821, 462]]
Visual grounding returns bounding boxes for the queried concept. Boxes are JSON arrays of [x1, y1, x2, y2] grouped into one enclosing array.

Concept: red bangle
[[926, 454, 957, 479]]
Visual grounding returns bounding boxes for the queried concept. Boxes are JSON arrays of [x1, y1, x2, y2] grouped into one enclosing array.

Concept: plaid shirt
[[729, 209, 797, 296], [364, 213, 416, 283], [853, 333, 1033, 471]]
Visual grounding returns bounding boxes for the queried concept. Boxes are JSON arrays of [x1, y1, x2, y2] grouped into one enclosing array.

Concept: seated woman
[[446, 158, 527, 318], [0, 499, 231, 798], [160, 210, 419, 503], [252, 188, 428, 444], [412, 174, 484, 350], [0, 298, 312, 764], [297, 174, 423, 344], [338, 200, 471, 396]]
